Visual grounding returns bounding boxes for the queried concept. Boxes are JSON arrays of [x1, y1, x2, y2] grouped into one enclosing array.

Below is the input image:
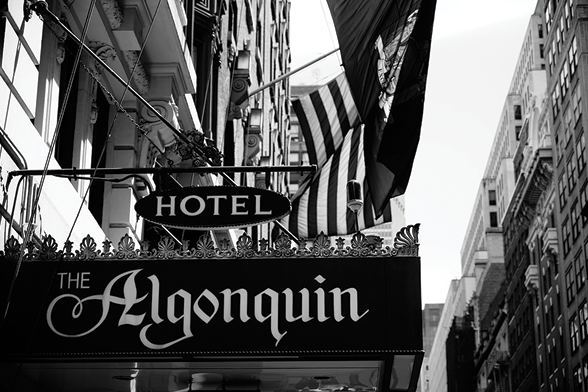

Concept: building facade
[[545, 0, 588, 389], [418, 303, 443, 392]]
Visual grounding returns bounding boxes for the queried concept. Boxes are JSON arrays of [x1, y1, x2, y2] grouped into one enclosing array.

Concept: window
[[580, 302, 588, 342], [489, 190, 497, 206], [563, 219, 572, 255], [573, 86, 582, 123], [569, 37, 578, 76], [577, 134, 587, 172], [543, 266, 551, 291], [552, 82, 562, 119], [570, 0, 575, 18], [575, 364, 583, 391], [566, 264, 575, 303], [539, 23, 544, 38], [514, 105, 522, 120], [560, 15, 567, 45], [558, 173, 568, 209], [561, 62, 570, 97], [571, 315, 580, 352], [572, 202, 581, 240], [564, 107, 573, 144], [576, 251, 586, 289], [555, 134, 562, 162], [581, 183, 588, 226], [545, 0, 553, 33], [568, 153, 578, 190], [490, 212, 498, 227], [555, 20, 563, 54]]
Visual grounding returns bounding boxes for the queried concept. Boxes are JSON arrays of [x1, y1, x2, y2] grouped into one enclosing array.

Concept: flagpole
[[248, 48, 340, 98]]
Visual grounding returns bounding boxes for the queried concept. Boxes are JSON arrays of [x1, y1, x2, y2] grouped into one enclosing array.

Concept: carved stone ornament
[[47, 17, 68, 64], [100, 0, 124, 29], [56, 40, 66, 65], [88, 41, 117, 74], [0, 224, 420, 261], [244, 132, 262, 165], [89, 99, 99, 124], [122, 50, 150, 94]]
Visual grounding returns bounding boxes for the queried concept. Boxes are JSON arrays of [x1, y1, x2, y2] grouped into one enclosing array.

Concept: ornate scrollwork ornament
[[4, 236, 21, 260], [173, 129, 223, 167], [393, 223, 420, 256], [195, 233, 216, 258], [0, 225, 421, 261]]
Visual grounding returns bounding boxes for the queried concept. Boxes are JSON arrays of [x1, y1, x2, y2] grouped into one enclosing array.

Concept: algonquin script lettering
[[46, 269, 369, 349]]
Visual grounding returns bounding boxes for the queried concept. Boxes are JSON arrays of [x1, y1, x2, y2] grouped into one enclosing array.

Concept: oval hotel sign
[[134, 186, 291, 229]]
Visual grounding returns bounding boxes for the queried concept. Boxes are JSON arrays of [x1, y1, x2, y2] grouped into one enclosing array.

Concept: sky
[[288, 0, 539, 305]]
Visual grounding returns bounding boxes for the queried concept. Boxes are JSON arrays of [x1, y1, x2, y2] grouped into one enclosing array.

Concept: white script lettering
[[46, 270, 369, 349]]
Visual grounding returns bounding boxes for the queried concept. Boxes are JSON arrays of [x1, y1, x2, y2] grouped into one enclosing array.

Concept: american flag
[[282, 74, 392, 239]]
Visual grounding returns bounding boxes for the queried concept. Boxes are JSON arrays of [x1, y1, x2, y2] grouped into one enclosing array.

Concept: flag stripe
[[310, 92, 335, 164], [308, 169, 320, 237], [327, 80, 351, 141], [289, 187, 301, 235], [292, 99, 318, 165], [337, 135, 352, 234], [327, 143, 341, 235], [320, 87, 345, 157]]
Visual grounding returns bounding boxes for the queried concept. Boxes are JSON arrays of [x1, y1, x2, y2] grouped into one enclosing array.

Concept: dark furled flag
[[326, 0, 437, 216], [282, 74, 392, 238]]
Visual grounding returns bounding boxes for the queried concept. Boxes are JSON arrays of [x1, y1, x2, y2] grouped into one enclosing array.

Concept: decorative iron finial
[[0, 224, 420, 261]]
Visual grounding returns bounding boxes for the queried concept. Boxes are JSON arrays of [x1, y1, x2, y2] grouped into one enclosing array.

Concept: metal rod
[[247, 47, 340, 98], [8, 165, 316, 178], [29, 2, 304, 244]]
